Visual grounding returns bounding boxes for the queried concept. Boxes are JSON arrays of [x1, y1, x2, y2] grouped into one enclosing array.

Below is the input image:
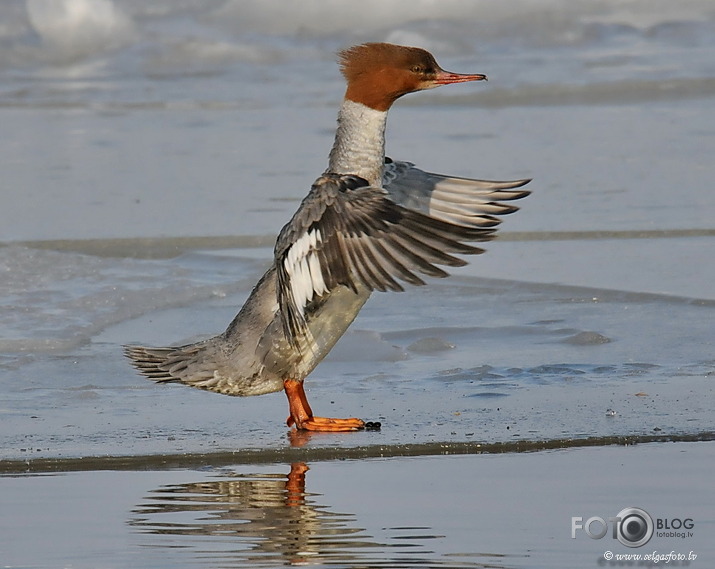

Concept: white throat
[[326, 99, 388, 187]]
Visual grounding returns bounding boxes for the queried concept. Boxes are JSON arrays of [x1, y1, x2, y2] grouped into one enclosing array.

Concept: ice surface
[[0, 245, 264, 352]]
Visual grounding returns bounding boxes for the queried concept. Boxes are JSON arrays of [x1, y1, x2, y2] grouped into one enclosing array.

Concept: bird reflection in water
[[130, 462, 511, 568], [130, 462, 394, 566], [131, 463, 365, 565]]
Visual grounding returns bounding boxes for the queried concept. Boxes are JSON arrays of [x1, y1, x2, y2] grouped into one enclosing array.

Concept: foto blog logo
[[571, 507, 655, 548], [571, 507, 695, 548]]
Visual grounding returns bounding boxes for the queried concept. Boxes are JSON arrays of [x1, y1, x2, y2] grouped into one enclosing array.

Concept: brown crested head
[[338, 42, 486, 112]]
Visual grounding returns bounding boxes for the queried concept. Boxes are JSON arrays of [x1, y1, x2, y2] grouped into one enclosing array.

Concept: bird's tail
[[123, 341, 281, 397], [123, 343, 205, 384]]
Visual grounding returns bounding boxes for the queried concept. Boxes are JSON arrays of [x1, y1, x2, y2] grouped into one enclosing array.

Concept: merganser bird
[[125, 42, 530, 432]]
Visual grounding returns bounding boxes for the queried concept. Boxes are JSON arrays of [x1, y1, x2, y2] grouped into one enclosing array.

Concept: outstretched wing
[[383, 158, 530, 228], [274, 173, 504, 349]]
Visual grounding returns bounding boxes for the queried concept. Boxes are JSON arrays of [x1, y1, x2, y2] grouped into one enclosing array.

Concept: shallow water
[[2, 442, 712, 568], [1, 1, 714, 567]]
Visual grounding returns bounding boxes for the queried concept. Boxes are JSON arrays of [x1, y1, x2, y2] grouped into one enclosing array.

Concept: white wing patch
[[283, 228, 327, 319]]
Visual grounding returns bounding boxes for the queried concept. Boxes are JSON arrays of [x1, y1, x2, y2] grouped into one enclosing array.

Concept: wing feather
[[274, 171, 529, 350], [383, 158, 530, 228]]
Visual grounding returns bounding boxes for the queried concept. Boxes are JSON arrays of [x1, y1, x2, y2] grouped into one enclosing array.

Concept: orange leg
[[283, 379, 365, 432]]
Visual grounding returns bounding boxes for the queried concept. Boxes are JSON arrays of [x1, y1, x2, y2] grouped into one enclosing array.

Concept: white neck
[[326, 99, 388, 187]]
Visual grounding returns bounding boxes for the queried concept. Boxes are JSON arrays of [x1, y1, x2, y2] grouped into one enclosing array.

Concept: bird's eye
[[411, 65, 423, 74]]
